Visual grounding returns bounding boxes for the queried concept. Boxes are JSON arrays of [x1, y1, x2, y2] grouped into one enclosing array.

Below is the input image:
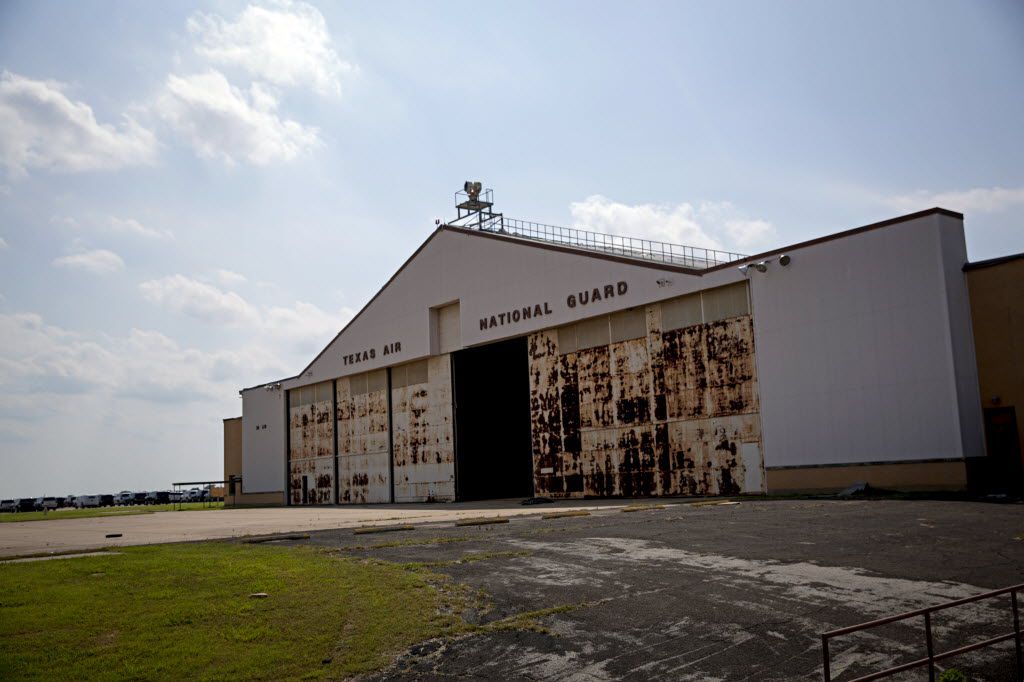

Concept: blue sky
[[1, 1, 1021, 498]]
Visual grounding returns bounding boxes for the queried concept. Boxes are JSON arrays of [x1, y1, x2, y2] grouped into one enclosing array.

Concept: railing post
[[1013, 588, 1023, 681], [821, 634, 830, 682], [925, 610, 935, 682]]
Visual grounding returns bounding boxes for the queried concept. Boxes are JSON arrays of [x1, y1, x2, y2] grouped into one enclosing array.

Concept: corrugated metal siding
[[528, 298, 763, 498], [391, 356, 455, 502], [288, 381, 335, 504], [336, 370, 391, 504]]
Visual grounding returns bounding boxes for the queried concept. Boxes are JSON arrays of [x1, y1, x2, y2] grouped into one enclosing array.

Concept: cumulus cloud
[[0, 70, 158, 176], [886, 186, 1024, 214], [140, 274, 259, 326], [0, 311, 283, 497], [263, 301, 355, 353], [0, 312, 114, 393], [139, 273, 351, 354], [0, 311, 282, 405], [215, 269, 248, 286], [52, 247, 125, 275], [569, 195, 777, 254], [153, 70, 319, 165], [187, 1, 352, 96], [109, 216, 173, 240]]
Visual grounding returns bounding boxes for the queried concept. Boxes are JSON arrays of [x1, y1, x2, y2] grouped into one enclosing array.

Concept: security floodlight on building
[[779, 254, 791, 266], [738, 264, 751, 275], [753, 261, 769, 273], [453, 181, 498, 230]]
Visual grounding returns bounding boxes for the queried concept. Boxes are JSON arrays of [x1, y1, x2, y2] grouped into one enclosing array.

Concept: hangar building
[[227, 187, 997, 506]]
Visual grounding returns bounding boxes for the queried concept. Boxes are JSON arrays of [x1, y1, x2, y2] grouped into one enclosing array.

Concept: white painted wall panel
[[751, 213, 981, 468], [284, 229, 742, 390], [937, 217, 986, 459], [247, 210, 981, 488], [242, 386, 285, 494], [437, 303, 461, 355]]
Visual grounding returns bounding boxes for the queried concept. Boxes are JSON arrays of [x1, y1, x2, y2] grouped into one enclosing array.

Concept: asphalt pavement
[[291, 499, 1024, 682]]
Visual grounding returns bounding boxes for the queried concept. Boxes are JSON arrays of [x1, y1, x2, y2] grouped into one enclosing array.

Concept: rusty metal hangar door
[[336, 369, 392, 503], [452, 337, 534, 501]]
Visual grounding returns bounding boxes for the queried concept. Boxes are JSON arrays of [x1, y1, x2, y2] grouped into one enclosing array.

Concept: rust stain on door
[[288, 381, 334, 505], [391, 356, 455, 502], [528, 302, 762, 498], [337, 370, 390, 504]]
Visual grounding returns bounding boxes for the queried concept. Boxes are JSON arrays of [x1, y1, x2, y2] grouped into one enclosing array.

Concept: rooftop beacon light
[[464, 181, 482, 201], [453, 181, 498, 230]]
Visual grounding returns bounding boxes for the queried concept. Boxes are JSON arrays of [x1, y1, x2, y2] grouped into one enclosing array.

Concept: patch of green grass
[[474, 603, 587, 634], [0, 502, 222, 523], [400, 550, 533, 570], [353, 524, 414, 535], [340, 536, 472, 551], [0, 508, 152, 523], [0, 542, 463, 680]]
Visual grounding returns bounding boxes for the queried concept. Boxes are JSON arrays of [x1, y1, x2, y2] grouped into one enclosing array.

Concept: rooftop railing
[[447, 211, 746, 270]]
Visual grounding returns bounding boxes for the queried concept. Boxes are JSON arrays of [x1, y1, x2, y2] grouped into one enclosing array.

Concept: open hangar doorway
[[452, 336, 534, 501]]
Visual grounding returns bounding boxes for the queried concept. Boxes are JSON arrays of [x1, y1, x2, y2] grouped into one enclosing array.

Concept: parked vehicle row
[[0, 487, 221, 512]]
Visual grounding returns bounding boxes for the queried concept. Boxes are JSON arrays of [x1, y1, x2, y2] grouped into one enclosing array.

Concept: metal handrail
[[447, 211, 746, 269], [821, 582, 1024, 682]]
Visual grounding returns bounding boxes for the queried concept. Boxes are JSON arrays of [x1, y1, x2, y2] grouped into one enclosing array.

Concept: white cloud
[[52, 247, 125, 275], [886, 186, 1024, 214], [0, 312, 115, 394], [215, 268, 247, 286], [0, 237, 7, 250], [722, 219, 776, 250], [263, 301, 355, 354], [569, 195, 777, 254], [154, 70, 319, 165], [0, 311, 283, 405], [139, 273, 351, 353], [187, 1, 352, 96], [139, 274, 259, 326], [109, 216, 173, 240], [0, 70, 158, 176]]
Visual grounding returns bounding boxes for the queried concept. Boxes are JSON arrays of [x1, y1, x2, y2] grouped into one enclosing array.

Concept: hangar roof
[[241, 206, 962, 393], [963, 251, 1024, 271]]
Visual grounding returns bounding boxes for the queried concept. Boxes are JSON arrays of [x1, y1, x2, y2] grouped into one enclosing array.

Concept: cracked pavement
[[290, 499, 1024, 681]]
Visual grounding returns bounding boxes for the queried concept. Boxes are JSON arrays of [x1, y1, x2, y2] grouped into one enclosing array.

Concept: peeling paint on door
[[336, 369, 391, 504], [391, 356, 455, 502], [528, 296, 763, 498], [288, 381, 335, 504]]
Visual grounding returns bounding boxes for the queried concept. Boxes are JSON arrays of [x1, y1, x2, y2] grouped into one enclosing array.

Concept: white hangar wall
[[241, 386, 286, 496], [749, 211, 984, 473], [236, 208, 983, 501], [283, 228, 749, 391]]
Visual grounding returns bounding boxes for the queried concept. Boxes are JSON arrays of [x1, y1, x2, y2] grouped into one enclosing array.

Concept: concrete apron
[[0, 498, 700, 558]]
